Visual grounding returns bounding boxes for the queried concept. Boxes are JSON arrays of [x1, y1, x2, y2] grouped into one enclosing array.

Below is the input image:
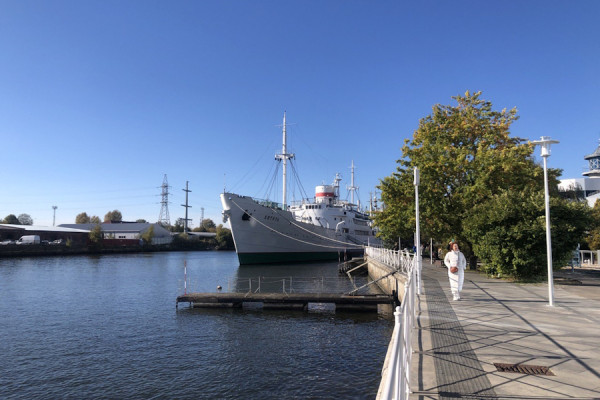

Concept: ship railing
[[248, 196, 285, 210], [353, 218, 370, 226], [289, 198, 315, 206], [225, 276, 353, 294], [365, 246, 417, 400]]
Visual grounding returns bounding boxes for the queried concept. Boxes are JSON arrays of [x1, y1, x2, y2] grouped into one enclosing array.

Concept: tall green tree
[[104, 210, 122, 223], [376, 91, 583, 276], [377, 92, 537, 251], [141, 225, 154, 245], [2, 214, 19, 224], [17, 214, 33, 225], [464, 187, 590, 278], [215, 224, 234, 250], [76, 212, 91, 224], [171, 218, 185, 232], [199, 218, 217, 232], [585, 200, 600, 250], [89, 224, 103, 249]]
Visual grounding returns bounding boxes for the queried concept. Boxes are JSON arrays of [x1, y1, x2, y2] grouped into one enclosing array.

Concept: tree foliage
[[17, 213, 33, 225], [90, 215, 101, 224], [464, 188, 590, 278], [199, 218, 217, 232], [584, 200, 600, 250], [171, 218, 185, 232], [89, 224, 103, 247], [2, 214, 20, 224], [104, 210, 122, 223], [215, 224, 234, 250], [141, 225, 154, 245], [2, 213, 34, 225], [375, 91, 584, 278], [76, 212, 91, 224]]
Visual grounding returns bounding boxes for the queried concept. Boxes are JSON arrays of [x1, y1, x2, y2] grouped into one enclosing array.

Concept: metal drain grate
[[493, 363, 554, 376]]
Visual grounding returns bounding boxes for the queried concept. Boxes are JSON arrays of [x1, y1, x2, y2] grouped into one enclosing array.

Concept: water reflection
[[229, 260, 380, 295]]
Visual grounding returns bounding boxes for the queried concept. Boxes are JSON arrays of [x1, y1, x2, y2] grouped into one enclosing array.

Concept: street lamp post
[[414, 167, 422, 295], [531, 136, 559, 307]]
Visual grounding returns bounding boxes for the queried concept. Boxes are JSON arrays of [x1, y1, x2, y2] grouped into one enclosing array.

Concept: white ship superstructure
[[221, 113, 380, 265]]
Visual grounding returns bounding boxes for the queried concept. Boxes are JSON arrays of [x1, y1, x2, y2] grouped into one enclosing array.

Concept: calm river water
[[0, 251, 392, 399]]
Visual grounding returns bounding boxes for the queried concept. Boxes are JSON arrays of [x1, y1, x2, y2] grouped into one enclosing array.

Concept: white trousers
[[448, 269, 464, 296]]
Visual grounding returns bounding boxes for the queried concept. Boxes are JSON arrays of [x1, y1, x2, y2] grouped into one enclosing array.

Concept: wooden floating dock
[[176, 292, 397, 312]]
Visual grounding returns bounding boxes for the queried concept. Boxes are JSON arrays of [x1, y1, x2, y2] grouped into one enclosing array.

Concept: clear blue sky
[[1, 1, 599, 227]]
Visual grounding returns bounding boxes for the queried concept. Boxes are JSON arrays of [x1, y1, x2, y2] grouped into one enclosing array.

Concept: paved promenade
[[411, 262, 600, 399]]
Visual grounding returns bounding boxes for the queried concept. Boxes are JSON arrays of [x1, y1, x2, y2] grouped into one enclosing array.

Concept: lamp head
[[531, 136, 559, 157]]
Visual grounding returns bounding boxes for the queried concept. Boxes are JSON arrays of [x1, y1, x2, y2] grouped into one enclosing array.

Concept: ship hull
[[238, 251, 340, 265], [221, 193, 365, 265]]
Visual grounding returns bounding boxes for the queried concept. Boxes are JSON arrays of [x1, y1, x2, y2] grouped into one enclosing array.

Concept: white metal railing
[[366, 246, 414, 273], [368, 246, 417, 400], [226, 276, 346, 294]]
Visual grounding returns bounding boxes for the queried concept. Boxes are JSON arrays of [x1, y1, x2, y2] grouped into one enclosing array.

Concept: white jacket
[[444, 250, 466, 270]]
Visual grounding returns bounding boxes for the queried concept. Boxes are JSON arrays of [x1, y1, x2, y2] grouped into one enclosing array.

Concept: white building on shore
[[559, 141, 600, 207]]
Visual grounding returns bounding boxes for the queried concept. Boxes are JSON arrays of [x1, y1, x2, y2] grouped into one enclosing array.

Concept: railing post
[[395, 305, 402, 400]]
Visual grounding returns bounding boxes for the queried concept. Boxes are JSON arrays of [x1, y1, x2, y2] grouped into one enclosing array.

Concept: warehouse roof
[[0, 224, 90, 233], [58, 222, 171, 236]]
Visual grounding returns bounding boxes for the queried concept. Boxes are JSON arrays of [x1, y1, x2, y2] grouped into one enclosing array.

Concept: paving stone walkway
[[411, 262, 600, 400]]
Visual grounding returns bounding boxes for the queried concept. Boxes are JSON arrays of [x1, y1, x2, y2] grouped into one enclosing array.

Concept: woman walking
[[444, 242, 467, 300]]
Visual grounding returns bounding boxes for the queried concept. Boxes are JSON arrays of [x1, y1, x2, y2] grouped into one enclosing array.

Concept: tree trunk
[[469, 255, 478, 270]]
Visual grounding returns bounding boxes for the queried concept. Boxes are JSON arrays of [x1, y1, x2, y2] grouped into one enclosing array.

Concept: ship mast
[[275, 112, 295, 210], [347, 160, 358, 205]]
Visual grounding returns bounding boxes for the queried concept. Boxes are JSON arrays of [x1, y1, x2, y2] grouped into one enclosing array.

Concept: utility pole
[[181, 181, 192, 233], [52, 206, 57, 226]]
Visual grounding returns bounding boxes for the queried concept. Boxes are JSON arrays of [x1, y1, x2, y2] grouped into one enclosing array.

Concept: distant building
[[186, 231, 217, 239], [58, 222, 173, 245], [0, 224, 89, 245], [559, 141, 600, 207]]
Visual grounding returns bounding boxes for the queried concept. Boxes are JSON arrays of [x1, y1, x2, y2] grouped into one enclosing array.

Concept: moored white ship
[[221, 113, 380, 265]]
